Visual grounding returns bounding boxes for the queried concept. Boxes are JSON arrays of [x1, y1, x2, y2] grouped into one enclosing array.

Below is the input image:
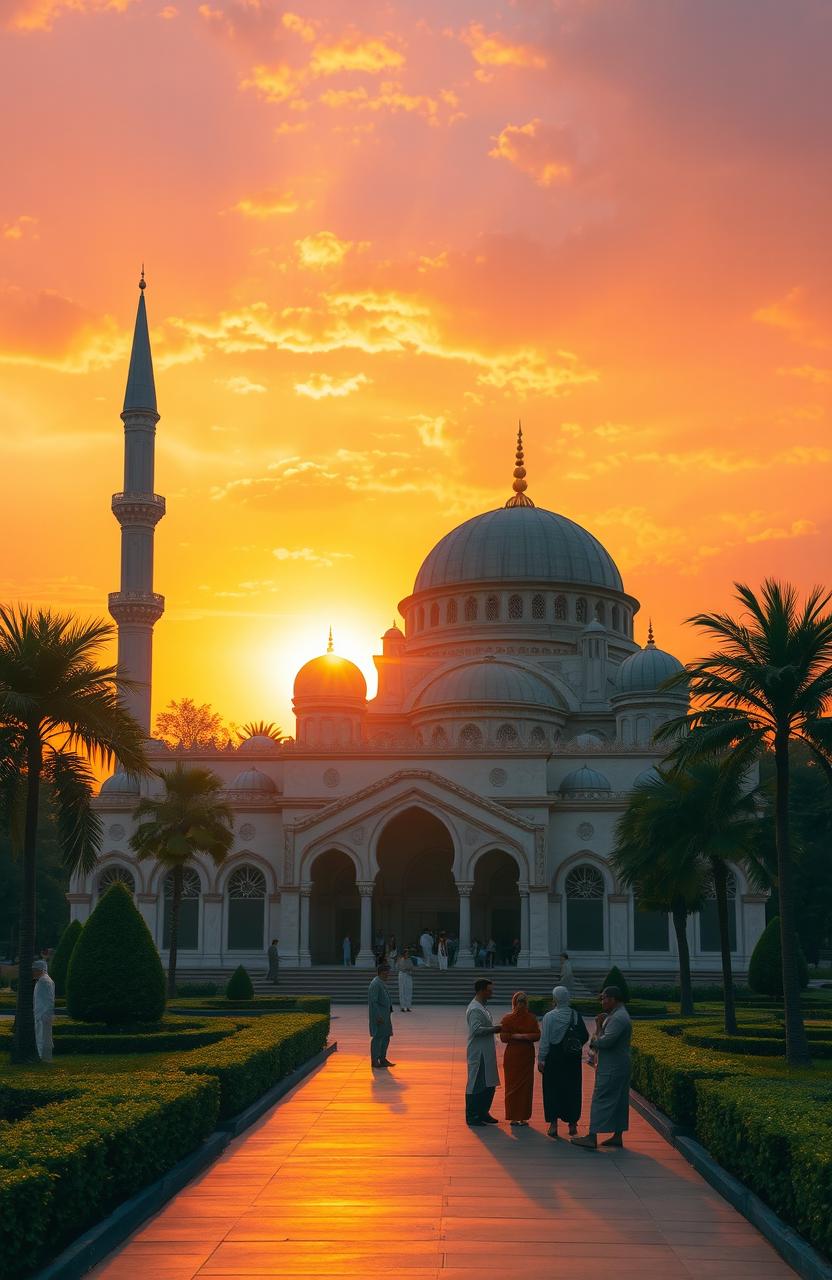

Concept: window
[[565, 864, 604, 950], [163, 868, 200, 950], [227, 865, 267, 950], [98, 865, 135, 896], [529, 726, 547, 748], [532, 593, 545, 620], [486, 595, 500, 621], [431, 726, 448, 748], [508, 594, 523, 620], [699, 871, 738, 952], [595, 601, 606, 625], [633, 897, 669, 951], [459, 723, 483, 749], [496, 723, 519, 746], [576, 598, 588, 624], [554, 595, 567, 621], [611, 604, 620, 631], [464, 595, 478, 622], [446, 599, 458, 624], [429, 602, 440, 627]]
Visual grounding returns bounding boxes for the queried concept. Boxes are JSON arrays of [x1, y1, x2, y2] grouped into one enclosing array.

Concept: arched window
[[446, 599, 458, 625], [554, 595, 568, 621], [431, 726, 448, 748], [532, 593, 545, 620], [565, 864, 604, 950], [163, 868, 201, 951], [227, 865, 267, 950], [429, 602, 440, 627], [595, 601, 606, 625], [529, 726, 547, 748], [633, 895, 669, 951], [611, 604, 620, 632], [496, 723, 519, 747], [464, 595, 478, 622], [508, 594, 523, 620], [459, 723, 483, 749], [485, 595, 500, 621], [416, 606, 424, 631], [576, 598, 588, 624], [98, 865, 135, 896], [700, 871, 738, 952]]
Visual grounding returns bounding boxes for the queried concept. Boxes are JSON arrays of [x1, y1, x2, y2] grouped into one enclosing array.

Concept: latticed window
[[529, 726, 546, 747], [700, 870, 738, 952], [508, 594, 523, 620], [532, 593, 545, 620], [565, 864, 604, 951], [459, 723, 483, 749], [431, 726, 448, 748], [633, 896, 669, 952], [430, 602, 440, 627], [446, 599, 458, 624], [595, 601, 606, 625], [486, 595, 499, 621], [98, 865, 135, 896], [611, 604, 620, 632], [554, 595, 567, 621], [228, 865, 267, 950], [576, 598, 588, 624], [163, 868, 201, 950], [464, 596, 478, 622], [496, 723, 519, 747]]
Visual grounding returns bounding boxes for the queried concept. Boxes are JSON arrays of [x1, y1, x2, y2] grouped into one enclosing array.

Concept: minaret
[[108, 271, 165, 733]]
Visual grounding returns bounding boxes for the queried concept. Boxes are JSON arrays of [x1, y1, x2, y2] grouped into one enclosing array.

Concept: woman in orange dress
[[500, 991, 541, 1125]]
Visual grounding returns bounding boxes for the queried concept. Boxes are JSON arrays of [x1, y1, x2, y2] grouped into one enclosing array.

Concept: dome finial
[[647, 618, 655, 647], [327, 625, 334, 654], [505, 420, 534, 508], [139, 263, 146, 291]]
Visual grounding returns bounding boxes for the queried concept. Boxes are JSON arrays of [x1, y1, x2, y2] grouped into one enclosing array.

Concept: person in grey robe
[[33, 959, 55, 1063], [571, 986, 632, 1149], [267, 938, 279, 983], [559, 952, 576, 993], [465, 978, 501, 1125], [368, 962, 394, 1067]]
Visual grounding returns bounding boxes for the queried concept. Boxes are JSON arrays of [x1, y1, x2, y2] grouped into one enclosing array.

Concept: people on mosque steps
[[267, 938, 279, 983], [396, 947, 414, 1010], [342, 934, 354, 966], [437, 932, 449, 970], [559, 951, 575, 993]]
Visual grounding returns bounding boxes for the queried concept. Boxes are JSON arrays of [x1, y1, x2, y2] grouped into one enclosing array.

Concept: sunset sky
[[1, 0, 830, 734]]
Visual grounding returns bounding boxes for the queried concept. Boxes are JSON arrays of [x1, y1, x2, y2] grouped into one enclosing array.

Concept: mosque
[[68, 281, 768, 975]]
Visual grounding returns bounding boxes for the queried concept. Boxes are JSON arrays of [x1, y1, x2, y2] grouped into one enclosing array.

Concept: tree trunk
[[12, 734, 42, 1064], [167, 864, 183, 998], [712, 860, 738, 1034], [774, 731, 810, 1064], [672, 899, 694, 1016]]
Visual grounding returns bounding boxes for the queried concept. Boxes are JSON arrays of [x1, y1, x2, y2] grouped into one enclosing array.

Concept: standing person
[[32, 960, 55, 1064], [486, 938, 497, 968], [342, 934, 353, 967], [499, 991, 541, 1126], [538, 985, 588, 1138], [386, 935, 398, 967], [559, 952, 575, 993], [267, 938, 280, 983], [572, 986, 632, 1149], [437, 932, 449, 970], [471, 937, 481, 966], [396, 947, 415, 1011], [368, 962, 395, 1068], [419, 927, 433, 967], [465, 978, 501, 1125], [447, 934, 458, 967]]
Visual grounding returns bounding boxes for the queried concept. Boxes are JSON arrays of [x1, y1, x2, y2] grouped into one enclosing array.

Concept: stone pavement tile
[[679, 1263, 796, 1278], [226, 1216, 442, 1240], [199, 1244, 445, 1272]]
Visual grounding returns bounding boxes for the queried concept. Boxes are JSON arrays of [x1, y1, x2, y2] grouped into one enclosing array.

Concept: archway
[[374, 807, 457, 953], [310, 850, 360, 964], [471, 850, 521, 964]]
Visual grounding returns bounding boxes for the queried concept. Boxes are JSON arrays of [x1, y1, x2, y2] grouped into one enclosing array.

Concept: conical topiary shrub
[[66, 882, 165, 1023], [601, 965, 630, 1003], [226, 965, 254, 1001], [748, 916, 808, 999], [50, 919, 82, 998]]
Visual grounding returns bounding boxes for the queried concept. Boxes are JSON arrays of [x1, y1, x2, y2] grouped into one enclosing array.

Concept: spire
[[123, 269, 157, 415], [647, 618, 655, 647], [327, 626, 334, 654], [504, 421, 534, 508]]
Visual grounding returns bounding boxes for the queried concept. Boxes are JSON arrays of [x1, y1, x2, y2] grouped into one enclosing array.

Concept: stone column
[[134, 893, 157, 939], [457, 883, 473, 966], [518, 888, 530, 967], [268, 893, 282, 957], [741, 893, 768, 966], [202, 893, 223, 967], [608, 894, 630, 966], [356, 883, 375, 968], [548, 891, 563, 960], [67, 892, 92, 925], [279, 889, 300, 967], [528, 887, 551, 968], [299, 884, 312, 968]]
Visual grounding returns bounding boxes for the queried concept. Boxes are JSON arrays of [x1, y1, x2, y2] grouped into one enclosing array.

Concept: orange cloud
[[7, 0, 133, 31], [230, 189, 299, 217], [2, 214, 38, 240], [489, 119, 573, 186], [776, 364, 832, 384], [294, 372, 371, 399], [220, 375, 267, 395], [753, 286, 830, 349], [281, 11, 317, 43], [242, 62, 300, 104], [0, 285, 125, 372], [309, 36, 404, 76], [461, 23, 546, 73], [295, 231, 359, 269]]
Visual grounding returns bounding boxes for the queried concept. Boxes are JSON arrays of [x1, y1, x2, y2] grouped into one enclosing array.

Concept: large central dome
[[414, 505, 623, 594]]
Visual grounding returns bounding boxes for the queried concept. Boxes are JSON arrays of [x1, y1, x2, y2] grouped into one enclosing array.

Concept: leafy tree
[[237, 721, 283, 743], [130, 764, 233, 995], [0, 606, 147, 1062], [658, 580, 832, 1064], [0, 787, 69, 959], [226, 964, 254, 1000], [748, 916, 808, 999], [66, 882, 165, 1022], [153, 698, 230, 749], [601, 965, 630, 1003], [50, 918, 82, 997]]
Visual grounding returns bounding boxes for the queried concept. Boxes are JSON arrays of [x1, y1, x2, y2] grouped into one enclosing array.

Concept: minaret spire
[[647, 618, 655, 647], [504, 421, 534, 508], [108, 273, 166, 734], [327, 626, 334, 654]]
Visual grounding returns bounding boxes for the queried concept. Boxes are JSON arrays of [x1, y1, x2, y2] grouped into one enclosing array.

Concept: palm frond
[[43, 750, 103, 876]]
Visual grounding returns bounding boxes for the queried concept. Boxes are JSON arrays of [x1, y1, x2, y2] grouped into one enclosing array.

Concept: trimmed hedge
[[601, 965, 631, 1003], [170, 994, 331, 1015], [527, 995, 668, 1019], [0, 1164, 54, 1278], [50, 920, 82, 998], [66, 883, 165, 1024], [226, 965, 255, 1000], [0, 1016, 240, 1056]]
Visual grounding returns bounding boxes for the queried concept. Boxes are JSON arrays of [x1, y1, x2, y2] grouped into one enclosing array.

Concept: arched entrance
[[472, 850, 521, 964], [374, 808, 458, 952], [310, 850, 360, 964]]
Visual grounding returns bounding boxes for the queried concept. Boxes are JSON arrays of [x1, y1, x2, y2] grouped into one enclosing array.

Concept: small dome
[[294, 653, 367, 702], [559, 765, 611, 795], [616, 637, 685, 697], [416, 660, 561, 710], [99, 770, 140, 797], [633, 766, 660, 788], [581, 619, 606, 634], [238, 734, 280, 753], [572, 731, 606, 748], [383, 623, 404, 640], [230, 767, 278, 793]]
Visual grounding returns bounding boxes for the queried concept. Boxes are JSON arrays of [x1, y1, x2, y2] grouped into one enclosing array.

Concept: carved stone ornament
[[108, 823, 125, 841], [323, 768, 340, 788], [464, 826, 480, 846], [577, 821, 594, 840], [239, 822, 256, 840], [534, 828, 547, 884], [489, 767, 508, 788], [350, 825, 366, 843], [283, 829, 294, 883]]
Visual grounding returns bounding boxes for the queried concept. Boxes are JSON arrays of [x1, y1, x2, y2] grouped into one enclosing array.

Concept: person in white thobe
[[437, 934, 449, 971], [396, 948, 415, 1011], [419, 930, 433, 967], [33, 959, 55, 1063], [559, 952, 576, 993], [465, 978, 501, 1124]]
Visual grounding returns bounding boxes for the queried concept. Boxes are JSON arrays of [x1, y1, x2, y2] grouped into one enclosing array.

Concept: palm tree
[[130, 764, 233, 995], [0, 606, 148, 1063], [237, 721, 283, 743], [658, 580, 832, 1064]]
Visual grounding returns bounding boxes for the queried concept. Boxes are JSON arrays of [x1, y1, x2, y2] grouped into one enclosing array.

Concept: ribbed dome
[[632, 766, 660, 788], [230, 767, 278, 793], [383, 624, 404, 640], [238, 734, 280, 753], [559, 765, 611, 794], [616, 642, 685, 696], [414, 506, 623, 594], [417, 660, 561, 710], [99, 770, 140, 796], [294, 653, 367, 702]]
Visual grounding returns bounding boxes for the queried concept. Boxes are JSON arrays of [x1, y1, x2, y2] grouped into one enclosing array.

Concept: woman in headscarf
[[499, 991, 541, 1126], [537, 985, 588, 1138]]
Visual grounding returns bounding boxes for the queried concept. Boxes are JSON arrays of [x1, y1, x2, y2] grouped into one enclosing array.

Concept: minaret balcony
[[108, 590, 165, 626], [111, 492, 166, 527]]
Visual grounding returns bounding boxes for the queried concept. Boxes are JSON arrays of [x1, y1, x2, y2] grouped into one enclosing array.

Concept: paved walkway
[[93, 1005, 796, 1279]]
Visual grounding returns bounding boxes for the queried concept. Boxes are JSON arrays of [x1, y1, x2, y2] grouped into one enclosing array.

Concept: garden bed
[[527, 995, 669, 1018], [168, 994, 331, 1016]]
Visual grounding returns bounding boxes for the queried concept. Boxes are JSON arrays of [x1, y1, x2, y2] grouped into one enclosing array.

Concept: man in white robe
[[33, 959, 55, 1063], [465, 978, 501, 1124], [419, 929, 434, 967]]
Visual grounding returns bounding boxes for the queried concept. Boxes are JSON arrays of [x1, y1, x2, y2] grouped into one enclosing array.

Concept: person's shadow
[[370, 1067, 409, 1114]]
